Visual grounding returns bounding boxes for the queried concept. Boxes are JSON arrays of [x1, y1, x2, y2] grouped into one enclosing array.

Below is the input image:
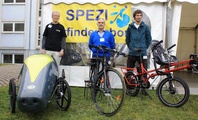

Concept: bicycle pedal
[[84, 80, 92, 86]]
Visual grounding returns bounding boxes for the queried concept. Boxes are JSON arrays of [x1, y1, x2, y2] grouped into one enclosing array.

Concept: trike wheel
[[9, 78, 16, 113], [93, 69, 126, 117], [55, 78, 71, 111], [156, 77, 190, 107], [124, 72, 139, 96]]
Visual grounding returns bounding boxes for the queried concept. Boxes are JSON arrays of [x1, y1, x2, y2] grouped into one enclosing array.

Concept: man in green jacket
[[126, 9, 152, 74]]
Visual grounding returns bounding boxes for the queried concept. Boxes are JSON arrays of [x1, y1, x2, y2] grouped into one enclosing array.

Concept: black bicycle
[[84, 45, 126, 117]]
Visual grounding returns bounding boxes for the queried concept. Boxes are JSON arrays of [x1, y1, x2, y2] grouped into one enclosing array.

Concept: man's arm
[[88, 33, 94, 50], [42, 36, 46, 50], [61, 37, 66, 51], [146, 26, 152, 49], [42, 25, 49, 50], [110, 33, 115, 49], [125, 26, 131, 48]]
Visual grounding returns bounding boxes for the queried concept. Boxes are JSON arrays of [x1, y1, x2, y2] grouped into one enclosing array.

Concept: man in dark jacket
[[126, 9, 152, 74]]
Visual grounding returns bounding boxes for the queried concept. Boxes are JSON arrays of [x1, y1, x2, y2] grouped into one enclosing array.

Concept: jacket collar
[[130, 21, 144, 28]]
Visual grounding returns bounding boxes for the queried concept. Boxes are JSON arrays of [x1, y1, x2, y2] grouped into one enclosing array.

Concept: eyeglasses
[[98, 22, 104, 24], [53, 15, 60, 17]]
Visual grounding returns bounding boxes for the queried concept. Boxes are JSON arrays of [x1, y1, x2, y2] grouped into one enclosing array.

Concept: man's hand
[[59, 50, 64, 57], [42, 49, 46, 54]]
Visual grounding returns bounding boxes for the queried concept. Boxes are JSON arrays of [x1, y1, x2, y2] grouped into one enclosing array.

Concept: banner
[[43, 2, 167, 86], [42, 3, 166, 65], [52, 3, 132, 43]]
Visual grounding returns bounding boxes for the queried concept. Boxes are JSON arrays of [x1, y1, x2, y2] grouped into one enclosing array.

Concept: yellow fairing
[[24, 54, 54, 82]]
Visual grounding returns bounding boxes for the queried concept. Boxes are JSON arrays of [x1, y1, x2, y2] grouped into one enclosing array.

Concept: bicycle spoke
[[55, 79, 71, 111], [94, 69, 126, 116], [157, 77, 189, 107]]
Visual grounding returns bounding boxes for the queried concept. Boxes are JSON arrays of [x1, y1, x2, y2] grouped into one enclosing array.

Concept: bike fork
[[167, 73, 176, 94], [103, 70, 111, 94]]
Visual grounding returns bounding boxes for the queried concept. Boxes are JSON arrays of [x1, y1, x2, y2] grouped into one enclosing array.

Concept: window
[[2, 22, 25, 32], [15, 55, 24, 63], [3, 23, 13, 31], [37, 0, 43, 47], [39, 0, 42, 17], [3, 54, 12, 63], [4, 0, 13, 3], [4, 0, 25, 3], [15, 23, 24, 31], [2, 54, 24, 64], [38, 25, 41, 46], [16, 0, 25, 3]]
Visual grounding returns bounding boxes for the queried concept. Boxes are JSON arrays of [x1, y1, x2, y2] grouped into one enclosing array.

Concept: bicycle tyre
[[93, 68, 126, 117], [124, 71, 139, 96], [89, 65, 96, 101], [156, 76, 190, 107], [9, 78, 16, 113], [55, 78, 71, 111]]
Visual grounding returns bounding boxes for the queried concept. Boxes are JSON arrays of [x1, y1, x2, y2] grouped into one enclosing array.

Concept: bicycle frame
[[122, 40, 195, 87], [88, 45, 113, 95], [122, 40, 191, 107], [87, 45, 126, 116], [122, 59, 193, 86]]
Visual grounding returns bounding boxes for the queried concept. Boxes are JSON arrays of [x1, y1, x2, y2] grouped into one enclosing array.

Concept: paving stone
[[0, 64, 22, 86]]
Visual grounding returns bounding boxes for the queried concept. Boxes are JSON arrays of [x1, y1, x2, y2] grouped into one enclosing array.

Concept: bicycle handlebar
[[167, 44, 176, 51], [151, 40, 163, 51], [89, 44, 126, 56], [89, 44, 100, 50]]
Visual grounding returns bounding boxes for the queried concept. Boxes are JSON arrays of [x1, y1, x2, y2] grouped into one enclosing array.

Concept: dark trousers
[[127, 55, 148, 79]]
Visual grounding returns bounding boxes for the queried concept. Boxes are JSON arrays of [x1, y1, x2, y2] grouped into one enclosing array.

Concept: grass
[[1, 86, 198, 120], [0, 64, 8, 66]]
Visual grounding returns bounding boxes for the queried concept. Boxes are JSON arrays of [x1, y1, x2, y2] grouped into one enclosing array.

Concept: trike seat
[[151, 40, 178, 65]]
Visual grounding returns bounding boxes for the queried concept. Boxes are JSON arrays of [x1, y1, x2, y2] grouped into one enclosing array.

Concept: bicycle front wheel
[[93, 68, 126, 117], [55, 78, 71, 111], [156, 76, 190, 107]]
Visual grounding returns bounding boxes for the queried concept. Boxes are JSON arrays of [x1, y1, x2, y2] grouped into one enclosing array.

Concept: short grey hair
[[52, 11, 60, 17], [97, 18, 105, 21]]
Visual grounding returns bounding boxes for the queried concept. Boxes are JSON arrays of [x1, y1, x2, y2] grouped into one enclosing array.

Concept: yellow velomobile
[[8, 54, 71, 113]]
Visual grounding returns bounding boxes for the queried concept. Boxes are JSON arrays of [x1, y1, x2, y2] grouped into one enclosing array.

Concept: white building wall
[[0, 0, 40, 64], [2, 5, 25, 21]]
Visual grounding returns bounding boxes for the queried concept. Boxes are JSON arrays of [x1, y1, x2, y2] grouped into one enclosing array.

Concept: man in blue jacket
[[89, 18, 115, 61], [126, 9, 152, 74]]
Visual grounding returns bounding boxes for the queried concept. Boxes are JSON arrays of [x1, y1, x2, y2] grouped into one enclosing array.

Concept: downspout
[[28, 0, 32, 57]]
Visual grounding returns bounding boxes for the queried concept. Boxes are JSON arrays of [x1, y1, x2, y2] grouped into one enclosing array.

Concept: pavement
[[0, 64, 23, 86], [0, 64, 197, 94]]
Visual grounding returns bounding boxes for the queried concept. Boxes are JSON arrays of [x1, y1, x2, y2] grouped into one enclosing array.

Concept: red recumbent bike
[[121, 40, 197, 107]]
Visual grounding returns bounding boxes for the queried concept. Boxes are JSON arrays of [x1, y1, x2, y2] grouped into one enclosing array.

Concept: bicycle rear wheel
[[93, 68, 126, 117], [124, 71, 139, 96], [55, 78, 71, 111], [9, 78, 16, 113], [156, 76, 190, 107]]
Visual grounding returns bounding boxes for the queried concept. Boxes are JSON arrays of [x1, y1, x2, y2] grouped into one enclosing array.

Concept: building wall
[[0, 0, 40, 64]]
